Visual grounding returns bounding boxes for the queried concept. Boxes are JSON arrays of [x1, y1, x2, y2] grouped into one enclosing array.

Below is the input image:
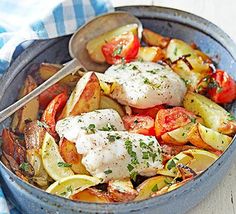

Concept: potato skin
[[24, 121, 46, 150], [107, 179, 138, 202], [11, 75, 39, 133], [142, 29, 170, 48], [59, 72, 101, 119], [59, 138, 89, 175]]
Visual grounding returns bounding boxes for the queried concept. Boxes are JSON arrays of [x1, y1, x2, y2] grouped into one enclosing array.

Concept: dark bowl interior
[[0, 6, 236, 214]]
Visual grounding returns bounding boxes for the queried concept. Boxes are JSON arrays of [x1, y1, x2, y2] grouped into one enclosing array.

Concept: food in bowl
[[1, 21, 236, 203]]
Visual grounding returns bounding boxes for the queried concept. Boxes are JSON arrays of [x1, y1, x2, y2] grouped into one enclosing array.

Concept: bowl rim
[[1, 5, 236, 212]]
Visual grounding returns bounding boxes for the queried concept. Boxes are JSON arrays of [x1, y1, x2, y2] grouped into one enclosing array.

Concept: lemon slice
[[165, 149, 218, 174], [46, 175, 101, 198], [42, 132, 74, 181]]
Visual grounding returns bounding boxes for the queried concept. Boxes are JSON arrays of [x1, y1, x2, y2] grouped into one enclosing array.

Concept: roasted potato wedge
[[135, 176, 173, 201], [189, 123, 232, 151], [26, 149, 51, 187], [24, 121, 46, 150], [60, 72, 101, 118], [137, 47, 165, 62], [142, 29, 170, 48], [59, 138, 89, 175], [108, 179, 138, 202], [39, 63, 81, 87], [70, 188, 111, 203], [86, 24, 138, 64], [1, 129, 26, 165], [11, 75, 39, 133], [99, 95, 125, 117], [183, 92, 236, 135], [166, 39, 211, 90], [187, 123, 214, 150], [161, 122, 194, 145]]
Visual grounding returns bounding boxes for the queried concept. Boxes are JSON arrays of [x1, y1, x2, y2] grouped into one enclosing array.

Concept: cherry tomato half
[[39, 83, 69, 110], [132, 105, 165, 119], [102, 32, 140, 64], [208, 69, 236, 104], [41, 92, 68, 137], [123, 115, 155, 136], [155, 107, 196, 138]]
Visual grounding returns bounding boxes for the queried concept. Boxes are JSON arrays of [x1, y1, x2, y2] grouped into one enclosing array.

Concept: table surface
[[112, 1, 236, 214]]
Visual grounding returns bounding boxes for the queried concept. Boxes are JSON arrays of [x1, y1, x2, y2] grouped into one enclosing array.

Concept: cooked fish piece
[[56, 109, 125, 142], [76, 131, 163, 182], [98, 61, 187, 108]]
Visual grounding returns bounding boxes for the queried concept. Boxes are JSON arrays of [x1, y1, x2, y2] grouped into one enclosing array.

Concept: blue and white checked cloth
[[0, 0, 113, 213]]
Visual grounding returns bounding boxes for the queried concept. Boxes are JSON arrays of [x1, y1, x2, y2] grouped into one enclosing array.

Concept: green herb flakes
[[104, 169, 112, 175], [57, 162, 72, 168], [227, 112, 236, 121], [99, 123, 117, 131], [167, 159, 176, 170], [113, 45, 123, 56], [151, 184, 158, 192], [19, 162, 30, 172]]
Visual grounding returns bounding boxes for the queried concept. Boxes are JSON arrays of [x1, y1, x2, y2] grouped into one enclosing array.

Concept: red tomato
[[102, 32, 140, 64], [208, 69, 236, 104], [41, 93, 68, 137], [123, 115, 155, 136], [39, 83, 69, 109], [155, 107, 196, 138], [132, 105, 165, 119]]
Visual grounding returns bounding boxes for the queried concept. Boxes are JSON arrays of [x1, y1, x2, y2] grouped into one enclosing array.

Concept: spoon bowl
[[69, 11, 143, 72], [0, 11, 142, 123]]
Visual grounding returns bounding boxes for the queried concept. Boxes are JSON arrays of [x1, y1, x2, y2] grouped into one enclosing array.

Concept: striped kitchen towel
[[0, 0, 113, 76], [0, 0, 113, 213]]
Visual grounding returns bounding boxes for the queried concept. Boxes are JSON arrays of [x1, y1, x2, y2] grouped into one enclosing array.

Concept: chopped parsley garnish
[[133, 119, 139, 125], [57, 162, 72, 168], [19, 162, 30, 172], [104, 169, 112, 174], [139, 140, 148, 149], [190, 117, 196, 123], [142, 152, 149, 159], [107, 133, 121, 142], [99, 123, 117, 131], [164, 179, 172, 185], [174, 47, 178, 56], [81, 124, 96, 134], [227, 112, 236, 121], [181, 78, 191, 86], [113, 45, 123, 56], [127, 164, 134, 172], [151, 184, 159, 192], [130, 171, 138, 181], [146, 69, 160, 74], [77, 119, 82, 122], [37, 120, 49, 129], [128, 64, 139, 70], [60, 185, 73, 196], [144, 78, 161, 89], [167, 159, 176, 170]]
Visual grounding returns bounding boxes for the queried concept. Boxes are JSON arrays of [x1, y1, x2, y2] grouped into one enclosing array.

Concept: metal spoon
[[0, 11, 142, 123]]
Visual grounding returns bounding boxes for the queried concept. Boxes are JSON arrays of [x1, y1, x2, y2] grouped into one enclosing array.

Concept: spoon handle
[[0, 59, 81, 123]]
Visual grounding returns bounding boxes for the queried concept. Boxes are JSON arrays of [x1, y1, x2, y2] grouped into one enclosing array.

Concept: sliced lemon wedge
[[165, 149, 218, 174], [42, 132, 74, 181], [46, 174, 101, 198]]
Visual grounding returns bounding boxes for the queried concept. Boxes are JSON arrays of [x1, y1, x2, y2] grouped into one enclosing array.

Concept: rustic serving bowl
[[0, 6, 236, 214]]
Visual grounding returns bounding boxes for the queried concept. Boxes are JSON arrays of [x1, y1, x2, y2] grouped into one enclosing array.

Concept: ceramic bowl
[[0, 6, 236, 214]]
